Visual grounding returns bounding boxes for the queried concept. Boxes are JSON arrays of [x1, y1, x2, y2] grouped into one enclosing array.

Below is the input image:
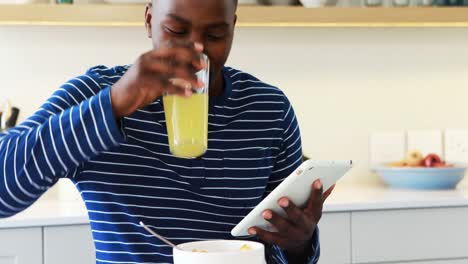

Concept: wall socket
[[444, 129, 468, 166], [369, 131, 406, 168], [407, 130, 443, 158]]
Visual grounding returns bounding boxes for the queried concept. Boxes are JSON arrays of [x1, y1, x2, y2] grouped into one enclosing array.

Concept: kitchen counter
[[2, 184, 468, 229], [0, 198, 88, 229], [325, 184, 468, 212]]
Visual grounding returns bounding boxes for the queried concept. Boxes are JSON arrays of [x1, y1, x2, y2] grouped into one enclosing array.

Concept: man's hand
[[111, 42, 206, 118], [249, 180, 335, 256]]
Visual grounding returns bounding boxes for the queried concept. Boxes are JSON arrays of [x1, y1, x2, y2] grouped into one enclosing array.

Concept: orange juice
[[163, 93, 208, 158]]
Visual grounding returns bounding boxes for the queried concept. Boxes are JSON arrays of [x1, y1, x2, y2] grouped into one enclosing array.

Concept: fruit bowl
[[376, 166, 466, 190]]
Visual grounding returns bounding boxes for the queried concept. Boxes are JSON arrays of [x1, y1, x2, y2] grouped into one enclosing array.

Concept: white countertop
[[3, 184, 468, 229], [325, 184, 468, 212], [0, 198, 88, 229]]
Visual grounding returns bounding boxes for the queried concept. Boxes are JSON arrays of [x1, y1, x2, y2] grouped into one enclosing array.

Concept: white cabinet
[[319, 212, 351, 264], [351, 208, 468, 263], [3, 204, 468, 264], [0, 227, 42, 264], [388, 260, 468, 264], [43, 225, 95, 264]]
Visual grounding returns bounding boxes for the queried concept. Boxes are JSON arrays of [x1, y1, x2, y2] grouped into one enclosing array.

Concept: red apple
[[432, 162, 446, 168], [423, 153, 442, 167]]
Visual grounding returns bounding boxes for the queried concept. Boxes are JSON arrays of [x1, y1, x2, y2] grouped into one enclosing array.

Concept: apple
[[388, 160, 408, 167], [405, 150, 424, 166], [423, 153, 442, 167], [432, 162, 447, 168]]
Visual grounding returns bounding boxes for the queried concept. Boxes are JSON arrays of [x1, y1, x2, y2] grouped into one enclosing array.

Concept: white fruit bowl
[[173, 240, 265, 264]]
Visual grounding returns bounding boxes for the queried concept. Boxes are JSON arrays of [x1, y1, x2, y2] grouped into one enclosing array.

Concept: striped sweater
[[0, 66, 319, 264]]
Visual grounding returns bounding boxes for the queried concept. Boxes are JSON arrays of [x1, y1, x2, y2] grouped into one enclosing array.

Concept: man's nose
[[190, 33, 205, 50]]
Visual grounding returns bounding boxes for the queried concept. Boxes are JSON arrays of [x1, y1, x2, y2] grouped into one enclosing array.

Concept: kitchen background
[[2, 1, 468, 264], [2, 24, 468, 199]]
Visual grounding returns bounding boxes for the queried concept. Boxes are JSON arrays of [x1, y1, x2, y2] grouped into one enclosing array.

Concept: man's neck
[[209, 72, 225, 97]]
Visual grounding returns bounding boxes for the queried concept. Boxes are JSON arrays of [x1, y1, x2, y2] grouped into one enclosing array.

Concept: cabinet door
[[0, 227, 42, 264], [352, 207, 468, 263], [44, 225, 95, 264], [392, 259, 468, 264], [318, 212, 351, 264]]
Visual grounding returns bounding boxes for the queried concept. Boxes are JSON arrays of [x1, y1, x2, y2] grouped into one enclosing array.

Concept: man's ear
[[145, 3, 153, 38]]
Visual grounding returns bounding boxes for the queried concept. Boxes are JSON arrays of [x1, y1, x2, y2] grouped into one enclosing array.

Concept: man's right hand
[[110, 42, 206, 118]]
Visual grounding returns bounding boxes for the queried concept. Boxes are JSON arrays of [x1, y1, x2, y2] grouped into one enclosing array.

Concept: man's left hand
[[248, 180, 335, 255]]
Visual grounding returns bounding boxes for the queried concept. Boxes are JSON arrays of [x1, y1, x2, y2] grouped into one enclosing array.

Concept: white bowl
[[173, 240, 265, 264], [258, 0, 298, 5], [300, 0, 327, 7]]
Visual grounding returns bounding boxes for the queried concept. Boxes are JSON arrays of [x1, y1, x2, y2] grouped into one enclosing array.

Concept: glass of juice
[[163, 54, 209, 158]]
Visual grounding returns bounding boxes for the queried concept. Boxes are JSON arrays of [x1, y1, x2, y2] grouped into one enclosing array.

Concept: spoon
[[139, 221, 183, 251]]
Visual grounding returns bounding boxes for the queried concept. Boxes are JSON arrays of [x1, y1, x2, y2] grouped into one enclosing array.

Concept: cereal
[[191, 244, 252, 253], [239, 244, 253, 252]]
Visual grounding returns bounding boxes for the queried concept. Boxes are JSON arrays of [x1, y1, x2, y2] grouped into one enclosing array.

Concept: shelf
[[0, 4, 468, 27]]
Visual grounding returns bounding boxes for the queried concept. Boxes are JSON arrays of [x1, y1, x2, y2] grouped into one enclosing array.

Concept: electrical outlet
[[407, 130, 443, 158], [444, 129, 468, 165], [369, 131, 406, 168]]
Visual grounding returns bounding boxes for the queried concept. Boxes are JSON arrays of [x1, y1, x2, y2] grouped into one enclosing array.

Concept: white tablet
[[231, 160, 353, 237]]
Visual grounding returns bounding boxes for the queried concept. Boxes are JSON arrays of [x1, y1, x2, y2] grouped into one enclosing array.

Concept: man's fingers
[[305, 179, 324, 220], [144, 59, 203, 91], [278, 198, 308, 228], [323, 184, 336, 201], [248, 227, 286, 248], [150, 46, 205, 71], [138, 42, 207, 94], [168, 78, 196, 92], [305, 179, 323, 209], [262, 210, 294, 234]]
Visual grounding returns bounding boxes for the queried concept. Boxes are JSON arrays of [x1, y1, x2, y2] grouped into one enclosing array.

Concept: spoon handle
[[139, 221, 181, 250]]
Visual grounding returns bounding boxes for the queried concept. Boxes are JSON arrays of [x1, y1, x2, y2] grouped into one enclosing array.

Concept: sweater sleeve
[[0, 75, 124, 217]]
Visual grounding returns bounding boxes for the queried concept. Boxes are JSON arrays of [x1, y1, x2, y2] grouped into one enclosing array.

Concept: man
[[0, 0, 333, 263]]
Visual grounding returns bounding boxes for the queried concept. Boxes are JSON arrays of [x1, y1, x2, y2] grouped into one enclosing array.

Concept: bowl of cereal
[[173, 240, 265, 264]]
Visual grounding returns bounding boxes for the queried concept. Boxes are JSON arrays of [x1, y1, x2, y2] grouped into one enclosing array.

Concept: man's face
[[146, 0, 237, 88]]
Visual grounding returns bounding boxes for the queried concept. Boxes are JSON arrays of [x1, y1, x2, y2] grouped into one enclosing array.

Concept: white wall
[[1, 25, 468, 198]]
